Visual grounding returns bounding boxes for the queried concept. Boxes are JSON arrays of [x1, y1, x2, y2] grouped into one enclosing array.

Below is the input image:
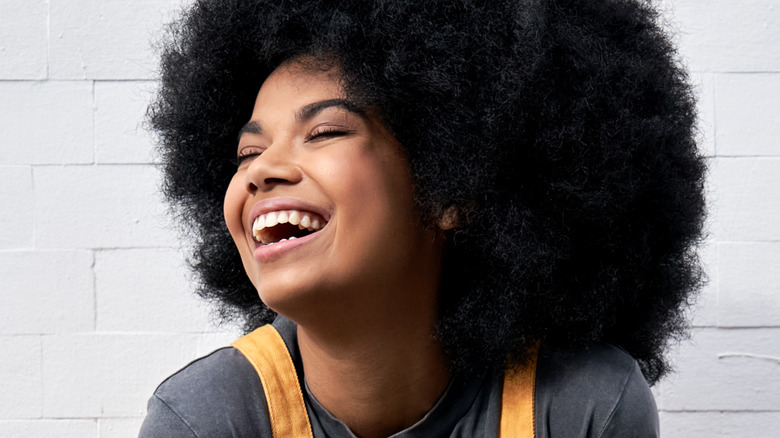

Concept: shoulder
[[534, 343, 659, 438], [139, 347, 271, 437]]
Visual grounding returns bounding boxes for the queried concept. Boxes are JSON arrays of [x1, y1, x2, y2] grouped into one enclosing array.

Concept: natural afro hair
[[150, 0, 706, 383]]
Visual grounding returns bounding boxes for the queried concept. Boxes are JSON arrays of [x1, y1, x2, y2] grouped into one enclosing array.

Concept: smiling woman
[[225, 62, 444, 341], [140, 0, 706, 437]]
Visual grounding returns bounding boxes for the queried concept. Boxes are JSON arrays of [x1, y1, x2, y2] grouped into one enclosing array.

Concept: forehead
[[253, 61, 344, 113]]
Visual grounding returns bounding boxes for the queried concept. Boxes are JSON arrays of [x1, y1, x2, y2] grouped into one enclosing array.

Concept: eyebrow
[[237, 98, 364, 142], [237, 121, 262, 141], [297, 98, 364, 121]]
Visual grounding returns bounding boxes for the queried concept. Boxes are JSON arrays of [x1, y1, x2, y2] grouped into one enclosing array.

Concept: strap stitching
[[152, 394, 199, 437], [595, 362, 636, 438]]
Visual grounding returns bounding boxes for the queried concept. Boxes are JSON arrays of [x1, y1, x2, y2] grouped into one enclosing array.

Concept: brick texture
[[0, 0, 48, 79], [1, 0, 778, 436], [660, 412, 780, 438], [0, 166, 34, 249], [718, 243, 780, 327], [0, 82, 94, 165], [666, 0, 780, 72], [710, 158, 780, 242], [42, 333, 202, 417], [1, 251, 94, 334], [95, 81, 159, 164], [0, 336, 42, 419], [33, 165, 177, 249], [94, 248, 214, 332], [49, 0, 185, 80], [0, 420, 97, 438], [715, 74, 780, 157]]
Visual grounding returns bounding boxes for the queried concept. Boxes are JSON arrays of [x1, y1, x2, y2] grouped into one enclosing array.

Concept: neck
[[297, 307, 450, 438]]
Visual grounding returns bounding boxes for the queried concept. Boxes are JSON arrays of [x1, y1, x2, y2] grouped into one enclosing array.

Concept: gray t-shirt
[[139, 317, 659, 437]]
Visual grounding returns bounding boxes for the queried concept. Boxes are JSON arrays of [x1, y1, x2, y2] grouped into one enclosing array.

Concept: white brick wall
[[0, 1, 777, 436], [653, 1, 780, 436], [0, 2, 237, 437]]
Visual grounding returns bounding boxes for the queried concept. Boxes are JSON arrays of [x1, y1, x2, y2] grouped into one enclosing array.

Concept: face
[[224, 60, 443, 322]]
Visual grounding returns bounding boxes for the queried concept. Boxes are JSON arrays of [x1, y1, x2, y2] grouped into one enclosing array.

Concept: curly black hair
[[150, 0, 706, 383]]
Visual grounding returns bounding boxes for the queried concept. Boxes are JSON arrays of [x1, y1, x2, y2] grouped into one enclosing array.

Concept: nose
[[245, 141, 303, 192]]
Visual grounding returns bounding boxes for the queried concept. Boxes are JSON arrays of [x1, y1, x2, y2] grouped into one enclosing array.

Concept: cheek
[[329, 151, 419, 248], [223, 173, 247, 243], [323, 144, 412, 206]]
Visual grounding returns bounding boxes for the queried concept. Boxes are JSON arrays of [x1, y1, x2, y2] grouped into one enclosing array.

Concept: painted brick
[[197, 331, 241, 356], [95, 248, 214, 333], [0, 0, 48, 79], [0, 251, 94, 334], [49, 0, 185, 80], [0, 166, 34, 249], [709, 157, 780, 242], [0, 336, 42, 419], [100, 418, 145, 438], [718, 242, 780, 327], [653, 328, 780, 411], [660, 411, 780, 438], [667, 0, 780, 72], [0, 420, 97, 438], [0, 0, 775, 435], [42, 333, 200, 417], [715, 73, 780, 157], [33, 165, 177, 249], [0, 81, 94, 165], [95, 81, 159, 164]]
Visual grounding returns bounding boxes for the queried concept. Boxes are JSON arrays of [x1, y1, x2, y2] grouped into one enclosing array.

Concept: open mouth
[[252, 210, 326, 247]]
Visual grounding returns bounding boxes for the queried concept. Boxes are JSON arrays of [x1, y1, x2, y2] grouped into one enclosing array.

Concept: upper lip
[[247, 197, 331, 229]]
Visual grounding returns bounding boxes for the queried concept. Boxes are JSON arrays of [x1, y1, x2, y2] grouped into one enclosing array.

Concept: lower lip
[[252, 228, 322, 262]]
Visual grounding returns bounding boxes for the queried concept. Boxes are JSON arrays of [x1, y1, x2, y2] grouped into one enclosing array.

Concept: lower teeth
[[262, 236, 297, 247]]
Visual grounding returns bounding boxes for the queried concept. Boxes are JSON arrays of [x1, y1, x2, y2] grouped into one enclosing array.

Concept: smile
[[252, 209, 327, 246]]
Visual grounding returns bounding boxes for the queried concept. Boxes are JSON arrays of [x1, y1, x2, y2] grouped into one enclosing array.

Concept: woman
[[141, 0, 705, 436]]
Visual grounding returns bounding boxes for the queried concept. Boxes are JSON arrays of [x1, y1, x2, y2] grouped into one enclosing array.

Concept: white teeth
[[265, 212, 278, 228], [259, 236, 296, 247], [289, 210, 301, 226], [252, 217, 263, 238], [251, 209, 325, 243]]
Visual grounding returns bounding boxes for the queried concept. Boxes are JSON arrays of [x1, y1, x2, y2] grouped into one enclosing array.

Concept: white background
[[1, 0, 778, 436]]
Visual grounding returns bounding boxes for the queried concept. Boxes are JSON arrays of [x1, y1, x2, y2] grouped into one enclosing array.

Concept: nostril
[[263, 177, 290, 186], [245, 154, 302, 191]]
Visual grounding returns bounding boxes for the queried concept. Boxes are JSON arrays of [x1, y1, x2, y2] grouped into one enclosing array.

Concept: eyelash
[[236, 127, 351, 165], [236, 147, 263, 166], [305, 126, 350, 142]]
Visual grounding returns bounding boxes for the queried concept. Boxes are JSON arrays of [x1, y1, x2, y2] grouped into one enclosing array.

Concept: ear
[[437, 205, 461, 230]]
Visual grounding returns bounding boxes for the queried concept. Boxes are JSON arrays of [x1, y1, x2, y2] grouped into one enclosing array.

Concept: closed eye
[[237, 145, 264, 166], [236, 153, 258, 166], [305, 127, 352, 142]]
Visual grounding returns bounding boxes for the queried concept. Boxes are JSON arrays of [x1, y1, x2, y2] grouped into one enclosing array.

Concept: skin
[[223, 60, 450, 437]]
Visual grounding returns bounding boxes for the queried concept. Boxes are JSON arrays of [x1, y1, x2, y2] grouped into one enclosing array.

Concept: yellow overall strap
[[232, 324, 314, 438], [499, 345, 539, 438]]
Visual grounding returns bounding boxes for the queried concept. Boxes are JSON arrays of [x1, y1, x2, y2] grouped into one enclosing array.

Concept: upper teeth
[[252, 209, 323, 240]]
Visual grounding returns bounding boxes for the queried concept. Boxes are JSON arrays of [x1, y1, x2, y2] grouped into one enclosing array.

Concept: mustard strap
[[234, 324, 535, 438], [500, 345, 539, 438], [232, 325, 314, 438]]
